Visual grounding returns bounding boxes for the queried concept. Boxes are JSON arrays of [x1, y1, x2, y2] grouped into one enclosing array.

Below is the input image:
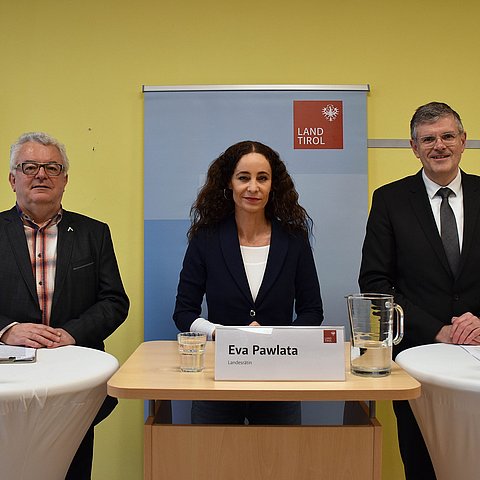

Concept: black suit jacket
[[359, 170, 480, 354], [173, 215, 323, 331], [0, 206, 129, 351]]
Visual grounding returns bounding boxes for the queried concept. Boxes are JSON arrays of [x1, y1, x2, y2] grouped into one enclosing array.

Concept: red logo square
[[323, 329, 337, 344], [293, 100, 344, 149]]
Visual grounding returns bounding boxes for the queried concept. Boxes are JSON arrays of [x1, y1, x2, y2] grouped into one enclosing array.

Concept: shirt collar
[[422, 169, 462, 200], [16, 203, 63, 229]]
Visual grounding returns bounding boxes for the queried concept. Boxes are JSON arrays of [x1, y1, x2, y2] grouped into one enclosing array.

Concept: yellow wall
[[2, 1, 479, 478]]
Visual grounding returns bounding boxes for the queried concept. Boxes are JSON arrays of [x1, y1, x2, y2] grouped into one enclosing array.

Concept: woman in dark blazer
[[173, 140, 323, 424]]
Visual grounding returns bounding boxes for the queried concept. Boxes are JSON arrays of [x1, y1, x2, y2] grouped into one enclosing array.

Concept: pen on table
[[0, 356, 16, 362]]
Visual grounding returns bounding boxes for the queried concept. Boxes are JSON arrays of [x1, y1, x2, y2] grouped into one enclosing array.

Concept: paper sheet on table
[[0, 345, 37, 362], [461, 345, 480, 361]]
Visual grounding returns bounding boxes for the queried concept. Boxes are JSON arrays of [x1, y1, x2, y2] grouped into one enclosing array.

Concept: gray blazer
[[0, 206, 129, 351]]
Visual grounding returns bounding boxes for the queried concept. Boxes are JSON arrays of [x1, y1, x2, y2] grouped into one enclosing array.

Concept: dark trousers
[[65, 426, 94, 480], [65, 395, 118, 480], [393, 400, 436, 480], [191, 400, 301, 425]]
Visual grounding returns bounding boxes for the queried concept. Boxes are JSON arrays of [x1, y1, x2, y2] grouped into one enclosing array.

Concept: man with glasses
[[359, 102, 480, 479], [0, 132, 129, 479]]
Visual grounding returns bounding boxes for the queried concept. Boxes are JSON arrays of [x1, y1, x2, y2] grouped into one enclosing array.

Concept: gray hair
[[410, 102, 464, 141], [10, 132, 70, 174]]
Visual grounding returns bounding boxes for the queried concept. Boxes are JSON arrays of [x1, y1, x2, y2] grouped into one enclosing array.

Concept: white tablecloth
[[0, 346, 119, 480], [396, 343, 480, 480]]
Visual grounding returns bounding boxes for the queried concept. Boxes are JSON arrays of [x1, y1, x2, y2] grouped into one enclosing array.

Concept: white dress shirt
[[190, 245, 270, 340], [422, 169, 463, 251]]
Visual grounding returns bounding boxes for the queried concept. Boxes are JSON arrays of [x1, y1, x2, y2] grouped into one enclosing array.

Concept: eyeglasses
[[417, 132, 461, 148], [15, 162, 64, 176]]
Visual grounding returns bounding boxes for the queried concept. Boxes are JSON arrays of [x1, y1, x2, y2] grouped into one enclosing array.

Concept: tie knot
[[437, 187, 454, 200]]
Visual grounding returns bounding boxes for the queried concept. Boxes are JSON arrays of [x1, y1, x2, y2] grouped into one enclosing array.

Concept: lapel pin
[[67, 226, 73, 232]]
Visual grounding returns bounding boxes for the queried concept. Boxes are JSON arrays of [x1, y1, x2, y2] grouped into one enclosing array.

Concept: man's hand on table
[[1, 323, 75, 348]]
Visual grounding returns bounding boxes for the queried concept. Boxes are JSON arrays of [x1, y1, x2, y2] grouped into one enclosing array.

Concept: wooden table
[[108, 341, 420, 480]]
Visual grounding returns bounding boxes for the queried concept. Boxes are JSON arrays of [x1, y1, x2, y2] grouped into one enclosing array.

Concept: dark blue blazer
[[173, 215, 323, 332], [0, 206, 129, 351], [359, 170, 480, 354]]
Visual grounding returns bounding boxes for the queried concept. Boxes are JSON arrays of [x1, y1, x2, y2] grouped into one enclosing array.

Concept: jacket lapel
[[255, 219, 288, 306], [458, 171, 480, 277], [52, 210, 75, 307], [219, 216, 253, 303], [408, 171, 452, 276], [4, 207, 38, 304]]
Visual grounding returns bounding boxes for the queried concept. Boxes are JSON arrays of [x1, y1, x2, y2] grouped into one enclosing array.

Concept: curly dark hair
[[188, 140, 312, 240]]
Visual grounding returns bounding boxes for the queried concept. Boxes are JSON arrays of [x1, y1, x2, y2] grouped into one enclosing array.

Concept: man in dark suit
[[0, 132, 129, 479], [359, 102, 480, 479]]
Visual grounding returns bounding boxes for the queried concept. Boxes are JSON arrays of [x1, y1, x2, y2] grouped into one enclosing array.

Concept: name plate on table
[[215, 326, 345, 381]]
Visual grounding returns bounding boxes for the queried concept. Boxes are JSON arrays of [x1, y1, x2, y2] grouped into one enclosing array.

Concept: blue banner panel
[[144, 86, 368, 425]]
